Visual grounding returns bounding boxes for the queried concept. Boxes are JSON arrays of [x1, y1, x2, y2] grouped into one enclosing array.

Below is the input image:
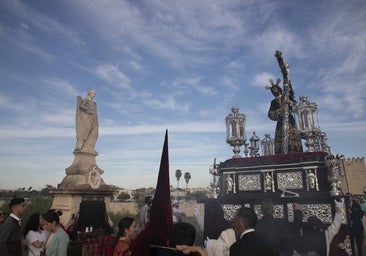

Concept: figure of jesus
[[267, 79, 303, 154]]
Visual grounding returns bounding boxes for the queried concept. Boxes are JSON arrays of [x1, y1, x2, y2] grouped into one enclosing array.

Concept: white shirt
[[10, 213, 21, 226], [172, 206, 185, 223], [239, 228, 255, 239], [26, 230, 47, 256], [205, 228, 236, 256]]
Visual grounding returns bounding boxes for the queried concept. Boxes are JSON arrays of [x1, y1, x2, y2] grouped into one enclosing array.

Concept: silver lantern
[[226, 107, 246, 158]]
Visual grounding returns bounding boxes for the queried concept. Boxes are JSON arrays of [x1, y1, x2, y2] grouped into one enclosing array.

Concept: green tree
[[40, 184, 56, 196], [185, 191, 209, 201], [117, 192, 131, 201], [175, 169, 182, 189], [131, 189, 155, 210], [109, 209, 137, 230], [184, 172, 191, 190]]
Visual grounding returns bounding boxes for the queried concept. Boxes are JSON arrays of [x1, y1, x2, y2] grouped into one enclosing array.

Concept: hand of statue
[[285, 99, 292, 104]]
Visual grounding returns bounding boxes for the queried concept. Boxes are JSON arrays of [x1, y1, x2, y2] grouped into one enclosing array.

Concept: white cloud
[[96, 64, 132, 90], [252, 72, 276, 89], [0, 0, 365, 191]]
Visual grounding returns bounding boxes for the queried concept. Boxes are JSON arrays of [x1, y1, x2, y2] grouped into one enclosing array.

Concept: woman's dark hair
[[48, 209, 63, 216], [43, 210, 60, 224], [117, 217, 134, 238], [23, 213, 40, 237]]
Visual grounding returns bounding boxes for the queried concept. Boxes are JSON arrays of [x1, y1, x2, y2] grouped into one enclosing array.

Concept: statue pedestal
[[66, 151, 101, 175], [50, 188, 115, 235], [54, 148, 115, 236], [59, 151, 107, 190]]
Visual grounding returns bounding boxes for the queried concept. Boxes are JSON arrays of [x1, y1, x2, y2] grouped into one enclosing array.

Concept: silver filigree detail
[[277, 171, 303, 190], [238, 174, 261, 191], [338, 235, 352, 255], [255, 204, 284, 219], [222, 204, 242, 221], [287, 203, 332, 223]]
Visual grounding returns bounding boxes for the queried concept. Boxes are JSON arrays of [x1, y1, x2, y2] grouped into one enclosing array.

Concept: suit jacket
[[230, 231, 279, 256], [0, 216, 22, 256], [45, 227, 69, 256], [255, 215, 291, 255]]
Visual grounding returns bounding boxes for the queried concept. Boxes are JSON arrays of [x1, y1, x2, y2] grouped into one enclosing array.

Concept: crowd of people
[[118, 196, 359, 256], [0, 198, 76, 256], [1, 195, 366, 256], [130, 195, 362, 256], [197, 198, 347, 256]]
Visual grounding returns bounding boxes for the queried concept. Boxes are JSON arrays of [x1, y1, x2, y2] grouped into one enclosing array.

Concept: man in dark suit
[[255, 199, 291, 256], [348, 194, 364, 256], [230, 207, 278, 256], [0, 198, 27, 256]]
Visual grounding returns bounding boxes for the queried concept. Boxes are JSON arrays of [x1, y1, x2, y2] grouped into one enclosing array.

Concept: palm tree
[[175, 169, 182, 189], [175, 169, 182, 200], [184, 172, 191, 190]]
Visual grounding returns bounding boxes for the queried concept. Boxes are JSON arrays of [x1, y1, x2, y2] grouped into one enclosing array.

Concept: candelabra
[[209, 158, 220, 198], [261, 134, 275, 156], [225, 107, 246, 158], [249, 131, 260, 157], [293, 96, 330, 152], [326, 154, 343, 196]]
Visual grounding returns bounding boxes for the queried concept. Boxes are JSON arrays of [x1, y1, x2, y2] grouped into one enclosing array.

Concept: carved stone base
[[60, 150, 107, 190], [66, 151, 102, 175], [50, 189, 114, 233], [57, 174, 109, 190]]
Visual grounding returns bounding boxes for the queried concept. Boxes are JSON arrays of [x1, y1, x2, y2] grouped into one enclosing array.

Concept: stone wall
[[340, 157, 366, 195], [109, 200, 204, 217], [109, 201, 137, 215]]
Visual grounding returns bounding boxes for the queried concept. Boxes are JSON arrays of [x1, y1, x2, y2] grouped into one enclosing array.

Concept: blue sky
[[0, 0, 365, 191]]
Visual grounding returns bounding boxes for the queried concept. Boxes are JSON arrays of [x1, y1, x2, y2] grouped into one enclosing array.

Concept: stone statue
[[265, 172, 272, 191], [268, 51, 303, 154], [306, 170, 319, 191], [226, 175, 233, 193], [59, 89, 109, 191], [74, 90, 98, 154], [307, 172, 316, 189], [267, 78, 303, 154]]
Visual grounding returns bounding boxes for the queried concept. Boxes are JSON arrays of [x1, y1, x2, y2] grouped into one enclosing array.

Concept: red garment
[[113, 238, 130, 256]]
